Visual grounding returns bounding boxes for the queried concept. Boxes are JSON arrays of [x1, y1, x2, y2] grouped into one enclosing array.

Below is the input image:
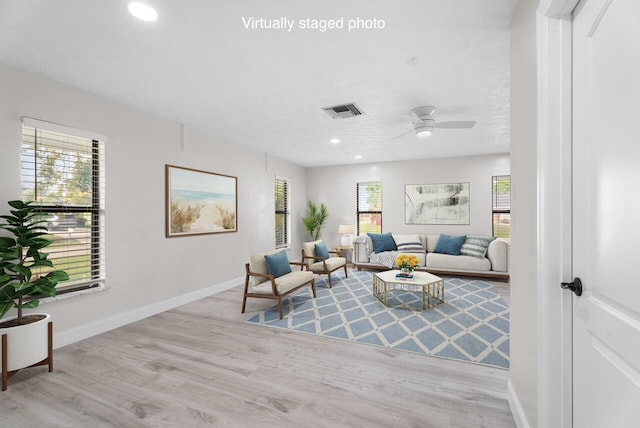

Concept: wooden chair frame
[[242, 261, 316, 319], [301, 250, 348, 288]]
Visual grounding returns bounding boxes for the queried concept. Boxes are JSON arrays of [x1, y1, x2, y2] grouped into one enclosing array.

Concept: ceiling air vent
[[322, 102, 364, 119]]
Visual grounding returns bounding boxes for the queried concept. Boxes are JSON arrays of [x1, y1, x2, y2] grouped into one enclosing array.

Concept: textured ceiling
[[0, 0, 519, 167]]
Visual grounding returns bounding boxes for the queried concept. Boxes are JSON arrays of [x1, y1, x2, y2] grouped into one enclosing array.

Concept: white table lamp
[[338, 224, 355, 246]]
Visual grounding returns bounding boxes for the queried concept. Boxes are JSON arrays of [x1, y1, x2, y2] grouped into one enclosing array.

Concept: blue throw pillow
[[433, 234, 467, 255], [315, 241, 330, 259], [367, 232, 397, 253], [264, 251, 292, 278]]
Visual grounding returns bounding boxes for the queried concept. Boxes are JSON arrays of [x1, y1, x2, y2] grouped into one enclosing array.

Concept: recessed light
[[330, 138, 340, 144], [355, 155, 363, 160], [128, 2, 158, 22]]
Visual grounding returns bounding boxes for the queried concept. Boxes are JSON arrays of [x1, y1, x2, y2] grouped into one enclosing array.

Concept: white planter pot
[[0, 313, 51, 372]]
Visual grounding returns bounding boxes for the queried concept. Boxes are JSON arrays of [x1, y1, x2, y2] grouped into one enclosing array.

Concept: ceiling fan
[[393, 106, 475, 139]]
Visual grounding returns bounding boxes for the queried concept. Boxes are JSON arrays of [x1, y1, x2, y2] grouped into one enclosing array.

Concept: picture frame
[[405, 182, 470, 225], [165, 164, 237, 237]]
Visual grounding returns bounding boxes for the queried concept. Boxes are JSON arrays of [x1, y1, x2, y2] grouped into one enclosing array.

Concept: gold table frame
[[373, 270, 445, 310]]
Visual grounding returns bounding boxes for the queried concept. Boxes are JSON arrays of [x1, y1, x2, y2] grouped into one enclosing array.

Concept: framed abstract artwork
[[405, 182, 470, 225], [165, 164, 237, 237]]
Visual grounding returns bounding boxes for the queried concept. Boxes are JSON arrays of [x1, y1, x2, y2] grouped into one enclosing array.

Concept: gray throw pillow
[[460, 236, 496, 258]]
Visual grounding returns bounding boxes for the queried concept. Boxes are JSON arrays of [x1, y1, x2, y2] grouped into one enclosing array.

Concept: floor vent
[[322, 102, 364, 119]]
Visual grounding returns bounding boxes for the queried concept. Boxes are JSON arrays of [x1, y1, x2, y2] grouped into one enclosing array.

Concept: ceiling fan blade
[[435, 120, 476, 129], [391, 128, 415, 140]]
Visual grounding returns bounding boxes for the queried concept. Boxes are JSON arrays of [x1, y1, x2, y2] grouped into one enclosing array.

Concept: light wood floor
[[1, 278, 515, 427]]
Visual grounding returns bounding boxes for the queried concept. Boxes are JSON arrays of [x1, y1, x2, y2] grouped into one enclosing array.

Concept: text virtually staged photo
[[2, 0, 639, 427]]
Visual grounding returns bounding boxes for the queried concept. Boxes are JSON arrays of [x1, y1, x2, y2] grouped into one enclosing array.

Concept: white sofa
[[353, 234, 510, 281]]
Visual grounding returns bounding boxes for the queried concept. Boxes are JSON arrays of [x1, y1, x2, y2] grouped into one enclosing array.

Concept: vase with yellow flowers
[[395, 254, 420, 274]]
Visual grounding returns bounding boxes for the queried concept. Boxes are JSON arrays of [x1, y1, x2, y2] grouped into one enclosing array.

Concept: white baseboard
[[507, 380, 531, 428], [54, 276, 242, 349]]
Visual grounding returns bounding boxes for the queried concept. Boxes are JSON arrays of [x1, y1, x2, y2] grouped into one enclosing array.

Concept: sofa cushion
[[264, 250, 292, 278], [315, 241, 330, 259], [392, 234, 424, 253], [250, 249, 285, 286], [427, 253, 492, 271], [252, 270, 314, 294], [433, 234, 467, 255], [309, 257, 346, 272], [302, 240, 322, 257], [302, 240, 322, 268], [426, 235, 440, 253], [460, 236, 496, 258], [367, 232, 397, 253]]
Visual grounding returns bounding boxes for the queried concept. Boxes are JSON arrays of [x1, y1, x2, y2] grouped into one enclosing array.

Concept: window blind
[[21, 118, 106, 291], [356, 182, 382, 235], [492, 175, 511, 212], [492, 175, 511, 240], [275, 177, 289, 248]]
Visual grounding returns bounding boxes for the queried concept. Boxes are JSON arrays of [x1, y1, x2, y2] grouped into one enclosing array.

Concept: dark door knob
[[561, 277, 583, 296]]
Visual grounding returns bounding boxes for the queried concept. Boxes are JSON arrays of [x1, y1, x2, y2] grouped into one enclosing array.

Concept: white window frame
[[492, 175, 511, 240], [20, 117, 106, 295], [356, 182, 382, 235], [274, 176, 290, 249]]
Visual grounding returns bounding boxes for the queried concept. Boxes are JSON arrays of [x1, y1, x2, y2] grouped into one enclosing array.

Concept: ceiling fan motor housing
[[411, 106, 436, 120], [414, 118, 435, 137], [412, 106, 436, 137]]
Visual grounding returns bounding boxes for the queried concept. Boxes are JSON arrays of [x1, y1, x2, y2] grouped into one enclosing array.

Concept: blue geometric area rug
[[246, 270, 510, 369]]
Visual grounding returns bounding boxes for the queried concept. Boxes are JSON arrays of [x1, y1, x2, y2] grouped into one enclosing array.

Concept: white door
[[572, 0, 640, 426]]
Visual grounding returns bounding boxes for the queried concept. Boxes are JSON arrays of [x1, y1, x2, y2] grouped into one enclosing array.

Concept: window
[[21, 118, 106, 293], [274, 177, 289, 248], [492, 175, 511, 240], [356, 182, 382, 235]]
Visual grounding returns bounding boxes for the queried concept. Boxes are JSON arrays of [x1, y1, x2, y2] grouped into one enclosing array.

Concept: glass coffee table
[[373, 270, 445, 310]]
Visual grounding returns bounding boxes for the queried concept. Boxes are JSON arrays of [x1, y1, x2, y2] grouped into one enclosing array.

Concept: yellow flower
[[395, 254, 420, 271]]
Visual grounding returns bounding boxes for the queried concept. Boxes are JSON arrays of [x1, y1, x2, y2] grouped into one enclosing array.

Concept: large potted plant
[[301, 200, 329, 241], [0, 200, 69, 390]]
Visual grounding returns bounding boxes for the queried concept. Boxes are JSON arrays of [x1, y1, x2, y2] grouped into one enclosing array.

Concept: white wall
[[306, 154, 510, 247], [509, 0, 539, 426], [0, 63, 307, 341]]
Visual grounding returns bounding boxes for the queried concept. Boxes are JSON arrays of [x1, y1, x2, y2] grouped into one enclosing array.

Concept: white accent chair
[[301, 240, 348, 288], [242, 250, 316, 319]]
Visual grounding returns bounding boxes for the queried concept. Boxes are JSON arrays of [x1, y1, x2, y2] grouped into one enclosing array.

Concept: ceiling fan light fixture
[[414, 118, 435, 138], [415, 126, 433, 138], [393, 105, 474, 140]]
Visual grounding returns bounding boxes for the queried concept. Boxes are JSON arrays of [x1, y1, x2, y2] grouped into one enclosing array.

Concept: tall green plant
[[0, 200, 69, 324], [301, 200, 329, 241]]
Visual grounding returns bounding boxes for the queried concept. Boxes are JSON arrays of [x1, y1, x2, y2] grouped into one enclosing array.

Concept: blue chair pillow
[[264, 250, 292, 278], [367, 232, 397, 253], [315, 241, 330, 259], [433, 234, 467, 255]]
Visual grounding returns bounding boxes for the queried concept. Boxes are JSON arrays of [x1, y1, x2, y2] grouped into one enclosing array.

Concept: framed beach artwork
[[165, 165, 237, 237], [405, 182, 470, 225]]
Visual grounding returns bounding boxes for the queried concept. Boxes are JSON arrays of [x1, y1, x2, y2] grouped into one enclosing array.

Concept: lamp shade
[[338, 224, 355, 235]]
